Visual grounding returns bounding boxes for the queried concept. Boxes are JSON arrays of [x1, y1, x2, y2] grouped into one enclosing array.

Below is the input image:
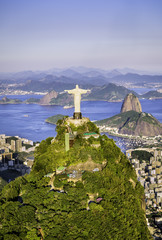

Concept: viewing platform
[[66, 117, 90, 127]]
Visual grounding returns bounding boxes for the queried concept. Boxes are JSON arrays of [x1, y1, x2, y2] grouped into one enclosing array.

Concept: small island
[[45, 114, 66, 125], [0, 96, 22, 104]]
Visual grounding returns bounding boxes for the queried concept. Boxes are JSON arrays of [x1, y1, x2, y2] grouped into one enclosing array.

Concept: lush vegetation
[[96, 111, 160, 127], [131, 150, 153, 163], [84, 83, 137, 101], [0, 97, 22, 104], [50, 92, 73, 106], [96, 110, 162, 136], [142, 90, 162, 99], [96, 110, 140, 126], [141, 113, 160, 126], [45, 114, 66, 125], [25, 98, 40, 104], [0, 119, 152, 239], [0, 177, 7, 191], [15, 151, 34, 162]]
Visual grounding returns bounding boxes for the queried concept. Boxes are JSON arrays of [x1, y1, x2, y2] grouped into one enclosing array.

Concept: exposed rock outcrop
[[49, 92, 73, 106], [39, 90, 58, 105], [121, 93, 142, 113]]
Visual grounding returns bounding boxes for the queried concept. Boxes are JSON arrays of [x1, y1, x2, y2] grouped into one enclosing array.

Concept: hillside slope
[[84, 83, 138, 101], [0, 119, 152, 239], [96, 111, 162, 136], [39, 90, 58, 105]]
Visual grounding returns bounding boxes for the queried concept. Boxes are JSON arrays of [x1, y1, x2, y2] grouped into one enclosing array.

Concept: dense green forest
[[131, 150, 153, 163], [0, 118, 152, 239]]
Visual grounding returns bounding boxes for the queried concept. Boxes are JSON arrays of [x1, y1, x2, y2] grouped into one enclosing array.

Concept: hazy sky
[[0, 0, 162, 72]]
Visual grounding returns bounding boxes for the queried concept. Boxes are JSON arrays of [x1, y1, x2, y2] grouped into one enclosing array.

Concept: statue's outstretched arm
[[80, 89, 91, 94], [64, 89, 75, 94]]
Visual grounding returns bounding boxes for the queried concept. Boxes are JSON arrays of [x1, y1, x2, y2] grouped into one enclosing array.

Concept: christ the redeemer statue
[[65, 85, 90, 119]]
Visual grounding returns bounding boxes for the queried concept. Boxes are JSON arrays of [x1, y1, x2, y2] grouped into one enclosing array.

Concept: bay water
[[0, 95, 162, 149]]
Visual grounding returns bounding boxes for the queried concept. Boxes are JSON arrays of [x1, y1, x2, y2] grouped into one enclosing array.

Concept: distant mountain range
[[0, 67, 162, 91], [84, 83, 138, 101], [0, 83, 162, 105], [25, 83, 162, 105], [16, 79, 77, 92]]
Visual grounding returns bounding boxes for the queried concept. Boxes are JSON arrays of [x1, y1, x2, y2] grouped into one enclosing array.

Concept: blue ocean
[[0, 95, 161, 144]]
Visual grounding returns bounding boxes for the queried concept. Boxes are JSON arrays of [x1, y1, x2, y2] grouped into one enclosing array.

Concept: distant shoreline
[[0, 97, 162, 106]]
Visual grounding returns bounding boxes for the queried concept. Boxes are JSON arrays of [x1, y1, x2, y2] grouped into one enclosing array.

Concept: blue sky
[[0, 0, 162, 72]]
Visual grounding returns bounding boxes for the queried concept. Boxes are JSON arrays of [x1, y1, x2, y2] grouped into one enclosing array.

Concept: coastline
[[0, 91, 162, 106], [45, 120, 56, 125], [99, 128, 162, 140], [1, 97, 162, 105]]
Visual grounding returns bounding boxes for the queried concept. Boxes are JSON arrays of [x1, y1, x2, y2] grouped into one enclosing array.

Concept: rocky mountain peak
[[121, 93, 142, 113], [39, 90, 58, 105]]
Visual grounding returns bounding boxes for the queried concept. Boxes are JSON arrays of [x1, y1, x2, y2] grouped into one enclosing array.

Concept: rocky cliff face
[[121, 93, 142, 113], [39, 90, 58, 105]]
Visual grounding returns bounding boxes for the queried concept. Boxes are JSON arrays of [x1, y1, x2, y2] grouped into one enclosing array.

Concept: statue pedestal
[[66, 117, 90, 127], [73, 112, 82, 119]]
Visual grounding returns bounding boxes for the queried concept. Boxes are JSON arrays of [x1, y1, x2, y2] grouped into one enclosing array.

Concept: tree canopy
[[0, 120, 152, 240]]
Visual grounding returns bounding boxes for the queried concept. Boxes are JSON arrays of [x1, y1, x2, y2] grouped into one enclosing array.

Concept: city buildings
[[0, 134, 39, 175], [126, 148, 162, 238]]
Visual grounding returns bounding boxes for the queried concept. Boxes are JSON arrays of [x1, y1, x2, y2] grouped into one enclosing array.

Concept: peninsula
[[96, 93, 162, 137]]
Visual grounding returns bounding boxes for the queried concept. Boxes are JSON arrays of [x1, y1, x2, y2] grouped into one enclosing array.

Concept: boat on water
[[23, 115, 29, 117], [63, 105, 73, 109]]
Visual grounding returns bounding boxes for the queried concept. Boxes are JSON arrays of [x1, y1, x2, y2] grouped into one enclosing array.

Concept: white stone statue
[[65, 85, 90, 119]]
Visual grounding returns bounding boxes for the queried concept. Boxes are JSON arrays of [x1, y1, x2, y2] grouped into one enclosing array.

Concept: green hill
[[0, 97, 22, 104], [24, 98, 40, 104], [141, 90, 162, 99], [0, 119, 152, 239], [84, 83, 138, 101], [96, 110, 162, 136], [45, 114, 66, 124]]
